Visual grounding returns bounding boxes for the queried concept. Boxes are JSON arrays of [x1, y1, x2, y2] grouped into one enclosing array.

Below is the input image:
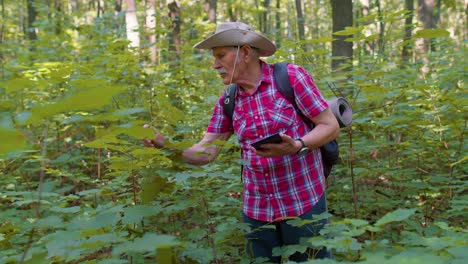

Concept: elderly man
[[144, 21, 338, 262]]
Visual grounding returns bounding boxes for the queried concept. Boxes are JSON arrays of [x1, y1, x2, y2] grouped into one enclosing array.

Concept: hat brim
[[193, 29, 276, 57]]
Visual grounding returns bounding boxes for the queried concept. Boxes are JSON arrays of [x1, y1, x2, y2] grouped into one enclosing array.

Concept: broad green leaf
[[140, 176, 175, 204], [3, 78, 47, 93], [50, 206, 81, 214], [333, 27, 361, 36], [85, 212, 120, 229], [156, 245, 178, 264], [121, 205, 157, 225], [414, 29, 450, 38], [451, 156, 467, 168], [311, 36, 334, 43], [122, 125, 157, 139], [375, 208, 417, 227], [25, 82, 128, 124], [80, 233, 125, 249], [0, 128, 29, 157], [35, 215, 66, 228], [112, 233, 178, 254]]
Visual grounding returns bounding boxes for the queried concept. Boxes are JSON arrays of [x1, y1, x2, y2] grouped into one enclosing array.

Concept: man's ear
[[241, 45, 254, 62]]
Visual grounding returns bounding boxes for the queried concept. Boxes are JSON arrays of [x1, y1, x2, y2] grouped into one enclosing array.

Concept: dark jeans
[[242, 193, 331, 263]]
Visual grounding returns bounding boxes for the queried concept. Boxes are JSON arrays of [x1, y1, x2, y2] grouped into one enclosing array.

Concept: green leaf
[[35, 215, 66, 228], [375, 208, 417, 227], [50, 206, 81, 214], [112, 233, 178, 255], [25, 81, 128, 124], [140, 176, 174, 204], [414, 29, 450, 38], [0, 128, 29, 157], [121, 205, 157, 225], [451, 156, 467, 168], [333, 27, 361, 36]]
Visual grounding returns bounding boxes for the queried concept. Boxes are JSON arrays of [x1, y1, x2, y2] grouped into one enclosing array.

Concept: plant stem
[[349, 128, 358, 218]]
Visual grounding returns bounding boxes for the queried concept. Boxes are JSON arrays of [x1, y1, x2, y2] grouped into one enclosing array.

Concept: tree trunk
[[375, 0, 385, 53], [359, 0, 374, 54], [0, 0, 4, 75], [402, 0, 414, 64], [204, 0, 217, 23], [54, 0, 62, 35], [125, 0, 140, 49], [275, 0, 281, 48], [417, 0, 438, 74], [26, 0, 37, 41], [97, 0, 105, 18], [330, 0, 353, 72], [146, 0, 157, 63], [260, 0, 270, 34], [168, 0, 181, 59], [227, 2, 237, 22], [295, 0, 305, 41]]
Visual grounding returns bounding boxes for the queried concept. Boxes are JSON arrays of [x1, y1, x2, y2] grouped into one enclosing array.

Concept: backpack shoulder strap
[[223, 83, 237, 124], [273, 62, 313, 128], [273, 62, 294, 102]]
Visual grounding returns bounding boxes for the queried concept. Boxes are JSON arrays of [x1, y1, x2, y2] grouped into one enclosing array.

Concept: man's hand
[[142, 124, 166, 148], [254, 134, 301, 157]]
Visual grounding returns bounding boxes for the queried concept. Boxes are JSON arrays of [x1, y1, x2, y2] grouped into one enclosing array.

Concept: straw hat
[[193, 22, 276, 57]]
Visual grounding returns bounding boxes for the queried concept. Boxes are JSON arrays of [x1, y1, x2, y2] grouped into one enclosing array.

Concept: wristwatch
[[296, 138, 310, 157]]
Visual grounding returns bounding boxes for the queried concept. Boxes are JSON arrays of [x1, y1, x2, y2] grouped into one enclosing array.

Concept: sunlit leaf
[[414, 29, 450, 38], [0, 128, 29, 157], [333, 27, 361, 36], [375, 208, 417, 227], [112, 233, 178, 254]]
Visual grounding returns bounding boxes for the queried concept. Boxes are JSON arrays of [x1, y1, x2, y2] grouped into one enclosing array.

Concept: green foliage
[[0, 1, 466, 263]]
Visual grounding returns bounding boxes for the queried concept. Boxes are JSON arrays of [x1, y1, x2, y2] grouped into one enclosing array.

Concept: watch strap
[[296, 138, 306, 154]]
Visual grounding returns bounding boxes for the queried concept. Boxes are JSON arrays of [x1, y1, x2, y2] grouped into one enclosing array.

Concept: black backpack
[[223, 62, 339, 178]]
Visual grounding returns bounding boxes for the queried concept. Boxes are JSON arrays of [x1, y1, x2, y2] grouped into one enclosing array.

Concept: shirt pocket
[[267, 98, 297, 131], [232, 110, 249, 141]]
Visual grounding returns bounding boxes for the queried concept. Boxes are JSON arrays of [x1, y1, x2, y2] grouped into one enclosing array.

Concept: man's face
[[211, 46, 239, 85]]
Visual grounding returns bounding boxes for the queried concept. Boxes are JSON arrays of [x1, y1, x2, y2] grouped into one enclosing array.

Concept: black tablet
[[251, 133, 283, 150]]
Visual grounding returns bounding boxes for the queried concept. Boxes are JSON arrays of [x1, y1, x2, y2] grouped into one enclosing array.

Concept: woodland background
[[0, 0, 466, 263]]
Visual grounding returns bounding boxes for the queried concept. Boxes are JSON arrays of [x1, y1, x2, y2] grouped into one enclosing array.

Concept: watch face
[[298, 147, 309, 156]]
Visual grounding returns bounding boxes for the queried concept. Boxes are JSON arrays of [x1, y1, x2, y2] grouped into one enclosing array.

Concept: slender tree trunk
[[0, 0, 4, 77], [359, 0, 374, 54], [330, 0, 353, 73], [417, 0, 438, 74], [204, 0, 217, 23], [227, 2, 236, 22], [97, 0, 105, 18], [402, 0, 414, 64], [114, 0, 125, 39], [146, 0, 157, 63], [275, 0, 281, 48], [375, 0, 385, 54], [54, 0, 62, 35], [295, 0, 305, 41], [418, 0, 438, 50], [26, 0, 37, 41], [261, 0, 270, 34], [168, 0, 181, 59], [125, 0, 140, 49]]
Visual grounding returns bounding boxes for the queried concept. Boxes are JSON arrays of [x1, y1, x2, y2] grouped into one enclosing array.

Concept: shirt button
[[269, 194, 274, 198], [254, 116, 259, 119], [265, 173, 269, 177]]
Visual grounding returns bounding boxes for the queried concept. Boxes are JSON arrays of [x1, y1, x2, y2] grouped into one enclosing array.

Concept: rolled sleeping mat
[[327, 97, 353, 128]]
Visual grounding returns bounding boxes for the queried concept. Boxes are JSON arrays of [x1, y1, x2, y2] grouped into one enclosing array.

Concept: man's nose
[[212, 59, 221, 69]]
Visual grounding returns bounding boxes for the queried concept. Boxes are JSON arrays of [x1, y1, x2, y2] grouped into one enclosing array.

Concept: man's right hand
[[142, 124, 166, 148]]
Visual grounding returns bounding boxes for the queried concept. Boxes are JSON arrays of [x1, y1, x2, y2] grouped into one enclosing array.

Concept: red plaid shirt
[[207, 61, 328, 222]]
